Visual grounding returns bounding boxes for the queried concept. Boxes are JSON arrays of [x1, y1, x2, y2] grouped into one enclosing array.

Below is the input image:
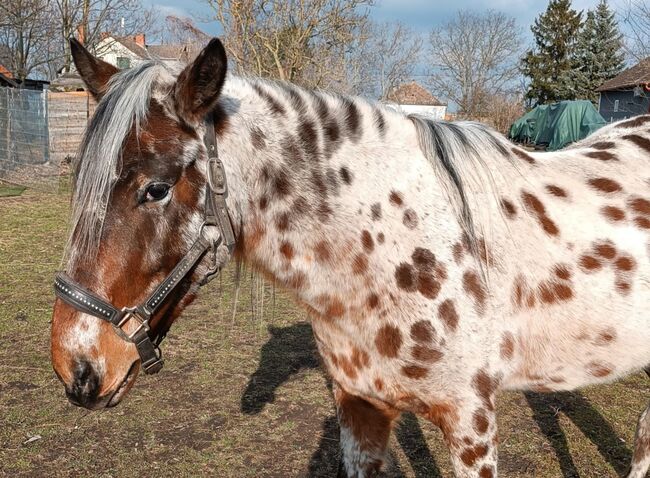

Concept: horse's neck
[[217, 78, 436, 308]]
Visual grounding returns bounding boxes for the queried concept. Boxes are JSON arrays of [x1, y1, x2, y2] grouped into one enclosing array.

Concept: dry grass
[[0, 191, 648, 477]]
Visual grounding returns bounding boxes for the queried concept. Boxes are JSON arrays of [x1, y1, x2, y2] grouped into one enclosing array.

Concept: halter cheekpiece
[[54, 112, 235, 374]]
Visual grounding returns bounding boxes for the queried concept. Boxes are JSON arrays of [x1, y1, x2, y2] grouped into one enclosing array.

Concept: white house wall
[[384, 104, 447, 120], [95, 37, 143, 68]]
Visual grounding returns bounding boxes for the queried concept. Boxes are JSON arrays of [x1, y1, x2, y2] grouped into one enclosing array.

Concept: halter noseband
[[53, 113, 236, 374]]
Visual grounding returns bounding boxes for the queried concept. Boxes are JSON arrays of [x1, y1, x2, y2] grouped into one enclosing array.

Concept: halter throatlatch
[[54, 112, 235, 374]]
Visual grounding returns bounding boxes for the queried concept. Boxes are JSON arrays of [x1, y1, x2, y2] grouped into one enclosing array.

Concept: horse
[[50, 37, 650, 477]]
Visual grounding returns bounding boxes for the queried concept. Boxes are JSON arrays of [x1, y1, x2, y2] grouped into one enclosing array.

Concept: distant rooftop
[[387, 82, 445, 106], [113, 35, 202, 63], [597, 58, 650, 91]]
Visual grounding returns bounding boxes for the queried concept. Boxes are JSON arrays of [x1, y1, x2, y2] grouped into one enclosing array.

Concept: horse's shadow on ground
[[240, 322, 632, 477]]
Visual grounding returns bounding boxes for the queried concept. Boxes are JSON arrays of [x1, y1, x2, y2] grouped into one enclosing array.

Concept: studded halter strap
[[54, 112, 236, 374]]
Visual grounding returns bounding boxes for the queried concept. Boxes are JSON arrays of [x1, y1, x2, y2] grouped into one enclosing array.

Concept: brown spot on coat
[[417, 272, 441, 299], [438, 299, 459, 332], [412, 345, 443, 363], [499, 333, 514, 360], [463, 270, 486, 312], [473, 370, 499, 411], [593, 328, 616, 346], [521, 191, 560, 236], [588, 177, 622, 194], [473, 409, 489, 434], [453, 242, 465, 264], [279, 241, 294, 260], [402, 364, 428, 379], [403, 208, 419, 229], [635, 216, 650, 229], [587, 361, 613, 377], [546, 185, 568, 198], [367, 293, 380, 310], [314, 240, 332, 264], [375, 325, 402, 358], [410, 321, 435, 343], [461, 443, 489, 467], [339, 166, 352, 185], [554, 264, 572, 280], [412, 248, 436, 270], [250, 127, 266, 149], [594, 242, 617, 260], [591, 141, 615, 150], [629, 197, 650, 216], [601, 206, 626, 222], [615, 115, 650, 128], [395, 263, 416, 291], [585, 150, 617, 161], [361, 230, 374, 253], [479, 465, 494, 478], [616, 115, 650, 128], [615, 255, 636, 271], [370, 203, 382, 220], [500, 198, 517, 218], [351, 347, 370, 369], [512, 147, 535, 165], [352, 254, 368, 275], [389, 191, 404, 207], [377, 232, 385, 244], [623, 133, 650, 152], [579, 255, 602, 271]]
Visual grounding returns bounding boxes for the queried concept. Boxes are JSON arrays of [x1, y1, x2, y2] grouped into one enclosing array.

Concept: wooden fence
[[0, 87, 96, 190]]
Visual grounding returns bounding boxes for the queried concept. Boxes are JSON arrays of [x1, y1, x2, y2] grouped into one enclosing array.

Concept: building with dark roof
[[596, 59, 650, 122]]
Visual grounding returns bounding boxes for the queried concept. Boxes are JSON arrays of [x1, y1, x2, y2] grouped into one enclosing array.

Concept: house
[[384, 82, 447, 120], [596, 59, 650, 122], [50, 34, 202, 92], [0, 63, 49, 90], [0, 63, 18, 88], [95, 34, 202, 69]]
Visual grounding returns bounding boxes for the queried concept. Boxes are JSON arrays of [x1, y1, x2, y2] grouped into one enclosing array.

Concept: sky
[[145, 0, 632, 39]]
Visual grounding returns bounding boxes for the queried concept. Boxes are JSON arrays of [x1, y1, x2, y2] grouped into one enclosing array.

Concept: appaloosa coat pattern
[[50, 39, 650, 478]]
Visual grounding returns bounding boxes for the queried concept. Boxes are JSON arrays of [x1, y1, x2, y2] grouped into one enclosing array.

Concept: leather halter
[[54, 113, 236, 374]]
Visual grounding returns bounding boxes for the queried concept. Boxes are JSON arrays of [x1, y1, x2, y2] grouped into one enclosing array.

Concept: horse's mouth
[[106, 361, 139, 408]]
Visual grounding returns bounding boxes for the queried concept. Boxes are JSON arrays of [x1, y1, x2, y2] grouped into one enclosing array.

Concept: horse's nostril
[[66, 360, 100, 408]]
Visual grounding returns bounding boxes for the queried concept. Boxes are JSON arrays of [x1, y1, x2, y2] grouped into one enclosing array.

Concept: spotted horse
[[50, 38, 650, 477]]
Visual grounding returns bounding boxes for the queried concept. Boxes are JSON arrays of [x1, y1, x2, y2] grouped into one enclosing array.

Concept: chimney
[[134, 34, 145, 47], [77, 25, 85, 45]]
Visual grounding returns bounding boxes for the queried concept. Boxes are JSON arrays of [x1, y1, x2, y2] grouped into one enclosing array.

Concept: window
[[614, 99, 619, 112], [116, 57, 131, 69]]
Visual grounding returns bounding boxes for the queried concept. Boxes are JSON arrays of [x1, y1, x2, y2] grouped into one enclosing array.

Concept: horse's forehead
[[122, 98, 200, 161]]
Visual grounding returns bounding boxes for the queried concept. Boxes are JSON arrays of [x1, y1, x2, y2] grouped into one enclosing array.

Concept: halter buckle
[[114, 307, 150, 342]]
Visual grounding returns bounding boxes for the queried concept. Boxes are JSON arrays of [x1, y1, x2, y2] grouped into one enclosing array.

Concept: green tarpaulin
[[509, 100, 607, 151]]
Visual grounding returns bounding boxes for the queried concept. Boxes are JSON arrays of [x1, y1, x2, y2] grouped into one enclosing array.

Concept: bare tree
[[205, 0, 374, 89], [621, 0, 650, 61], [349, 21, 423, 99], [53, 0, 157, 74], [0, 0, 58, 81], [427, 10, 524, 118], [159, 15, 211, 46]]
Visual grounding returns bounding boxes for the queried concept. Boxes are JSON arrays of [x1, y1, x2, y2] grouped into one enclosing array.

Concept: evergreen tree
[[572, 0, 625, 103], [521, 0, 582, 106]]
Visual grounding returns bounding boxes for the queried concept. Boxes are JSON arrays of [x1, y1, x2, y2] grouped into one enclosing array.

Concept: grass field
[[0, 190, 648, 477]]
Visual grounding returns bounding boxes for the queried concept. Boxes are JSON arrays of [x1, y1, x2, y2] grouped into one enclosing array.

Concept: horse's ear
[[69, 38, 119, 101], [174, 38, 228, 126]]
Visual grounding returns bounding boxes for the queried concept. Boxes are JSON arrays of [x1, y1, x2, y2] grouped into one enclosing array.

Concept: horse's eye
[[145, 182, 170, 202]]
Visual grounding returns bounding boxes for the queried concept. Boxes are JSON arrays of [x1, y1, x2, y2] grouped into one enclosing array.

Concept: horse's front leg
[[334, 382, 400, 478]]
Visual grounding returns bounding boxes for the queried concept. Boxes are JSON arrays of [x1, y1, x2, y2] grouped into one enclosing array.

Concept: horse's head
[[51, 38, 233, 409]]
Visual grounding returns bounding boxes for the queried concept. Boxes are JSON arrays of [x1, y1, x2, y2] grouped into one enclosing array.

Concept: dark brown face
[[51, 38, 228, 409]]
